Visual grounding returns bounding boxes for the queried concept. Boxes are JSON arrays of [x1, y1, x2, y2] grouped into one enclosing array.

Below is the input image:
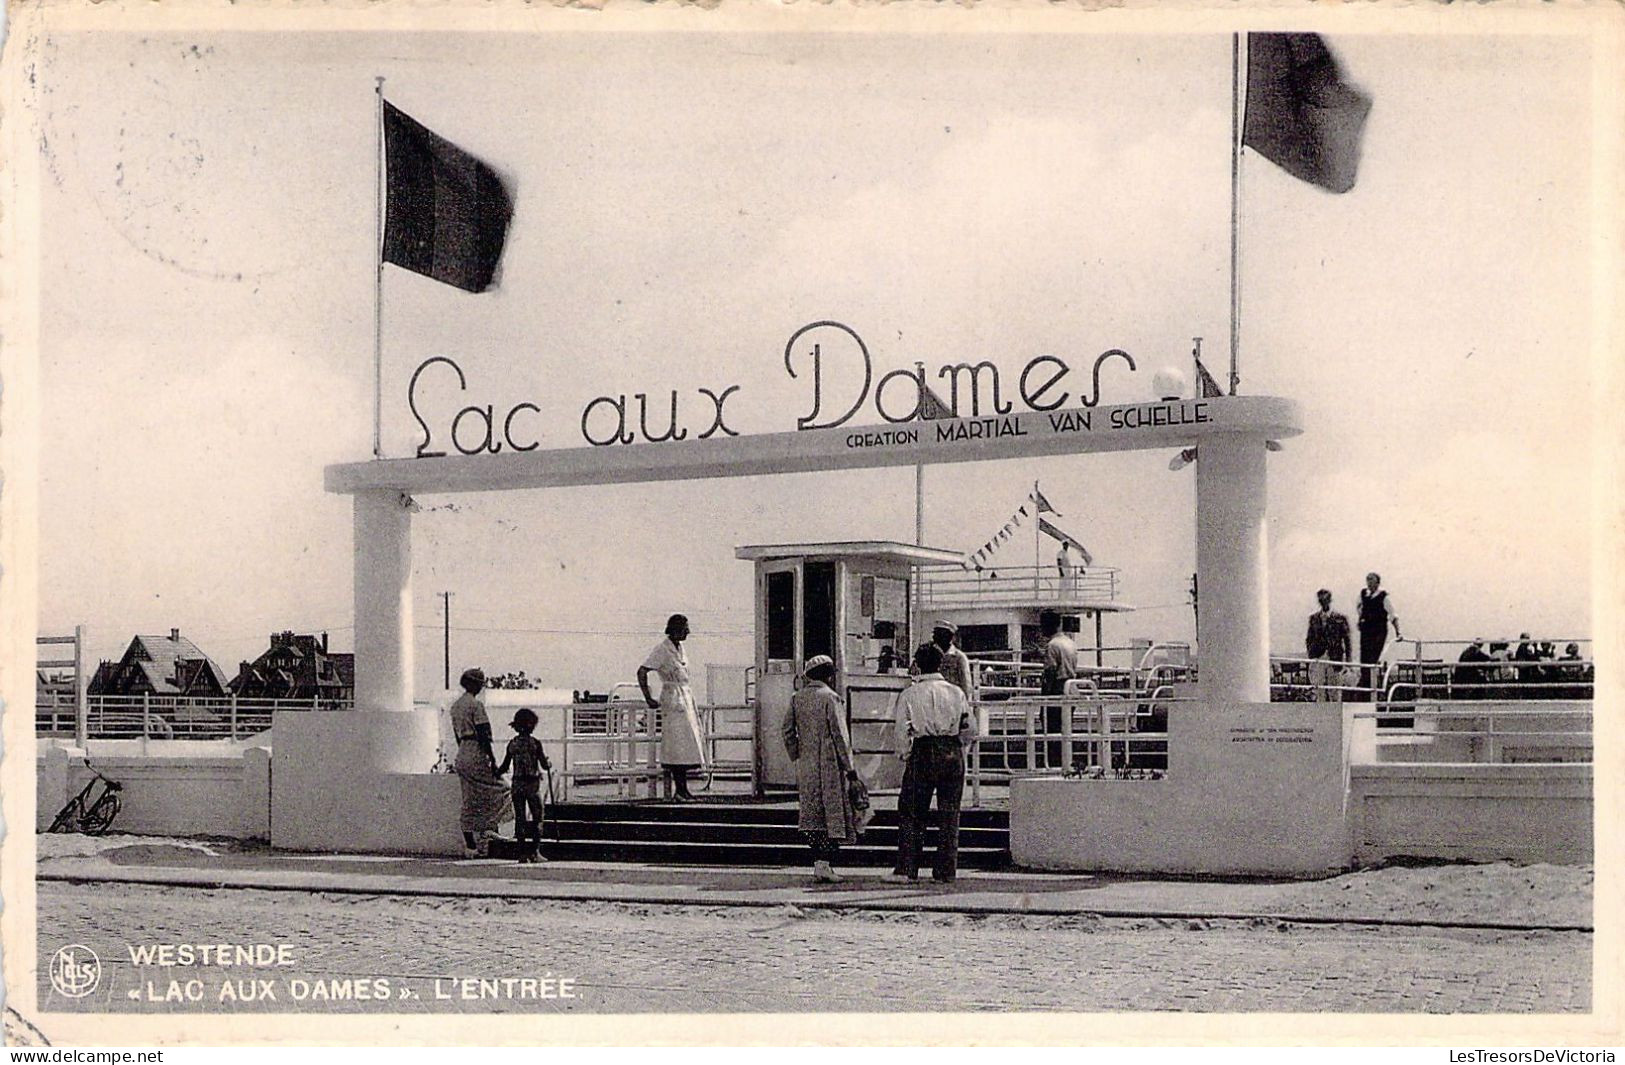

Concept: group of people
[[780, 613, 1079, 884], [782, 633, 975, 885], [1304, 573, 1591, 702], [449, 612, 706, 860], [1302, 572, 1402, 701], [1454, 636, 1591, 699], [449, 666, 553, 860]]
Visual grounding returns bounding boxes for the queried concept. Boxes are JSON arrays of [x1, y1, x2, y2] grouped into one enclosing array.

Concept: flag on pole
[[382, 101, 514, 293], [1194, 357, 1224, 399], [916, 383, 955, 421], [1243, 33, 1372, 194], [1038, 518, 1093, 566], [1029, 485, 1060, 516]]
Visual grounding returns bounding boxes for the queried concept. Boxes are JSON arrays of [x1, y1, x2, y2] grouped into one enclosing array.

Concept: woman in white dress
[[637, 613, 706, 801]]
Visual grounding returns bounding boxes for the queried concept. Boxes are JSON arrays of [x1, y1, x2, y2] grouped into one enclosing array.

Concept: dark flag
[[1194, 357, 1224, 399], [382, 101, 514, 293], [915, 383, 955, 421], [1243, 33, 1372, 194], [1029, 485, 1060, 516], [1039, 518, 1093, 566]]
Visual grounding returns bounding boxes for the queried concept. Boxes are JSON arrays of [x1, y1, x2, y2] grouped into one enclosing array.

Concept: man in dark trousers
[[888, 643, 973, 884], [1355, 572, 1402, 701], [1305, 589, 1353, 702], [1039, 610, 1078, 769]]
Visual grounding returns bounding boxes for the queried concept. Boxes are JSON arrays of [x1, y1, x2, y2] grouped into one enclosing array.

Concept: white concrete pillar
[[353, 489, 414, 713], [1195, 433, 1270, 702]]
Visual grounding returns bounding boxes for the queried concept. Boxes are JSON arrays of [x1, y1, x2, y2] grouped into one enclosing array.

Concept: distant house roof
[[91, 632, 230, 696]]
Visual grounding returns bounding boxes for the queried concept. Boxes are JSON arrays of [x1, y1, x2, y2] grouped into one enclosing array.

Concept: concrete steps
[[502, 800, 1011, 868]]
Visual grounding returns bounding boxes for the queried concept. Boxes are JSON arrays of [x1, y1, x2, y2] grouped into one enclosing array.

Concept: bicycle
[[48, 762, 123, 836]]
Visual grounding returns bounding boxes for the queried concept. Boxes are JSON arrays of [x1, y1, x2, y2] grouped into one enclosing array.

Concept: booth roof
[[733, 541, 967, 566]]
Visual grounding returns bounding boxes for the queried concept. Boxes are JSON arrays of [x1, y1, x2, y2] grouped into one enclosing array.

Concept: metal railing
[[969, 644, 1195, 701], [919, 565, 1121, 609], [1384, 637, 1594, 703], [1349, 703, 1593, 764], [963, 688, 1189, 805], [553, 701, 754, 801], [36, 692, 347, 742], [1269, 655, 1381, 702]]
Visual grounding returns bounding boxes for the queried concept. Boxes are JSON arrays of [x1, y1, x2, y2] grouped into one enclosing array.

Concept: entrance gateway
[[272, 394, 1302, 858]]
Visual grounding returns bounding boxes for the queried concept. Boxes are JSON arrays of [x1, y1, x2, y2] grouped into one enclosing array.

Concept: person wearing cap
[[782, 655, 860, 882], [450, 667, 512, 856], [890, 642, 973, 884], [930, 621, 975, 702], [1305, 589, 1352, 702], [638, 613, 706, 801]]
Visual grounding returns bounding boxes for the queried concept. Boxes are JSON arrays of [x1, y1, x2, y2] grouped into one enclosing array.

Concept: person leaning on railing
[[1355, 573, 1401, 702]]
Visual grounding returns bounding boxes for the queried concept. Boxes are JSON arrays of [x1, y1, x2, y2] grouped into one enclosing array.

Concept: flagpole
[[1033, 481, 1042, 597], [373, 76, 386, 459], [1228, 33, 1243, 397]]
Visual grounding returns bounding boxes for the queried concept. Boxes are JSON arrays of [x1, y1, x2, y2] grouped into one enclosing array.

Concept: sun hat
[[801, 654, 834, 677]]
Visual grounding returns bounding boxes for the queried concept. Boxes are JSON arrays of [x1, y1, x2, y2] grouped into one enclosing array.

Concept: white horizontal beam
[[326, 395, 1301, 496]]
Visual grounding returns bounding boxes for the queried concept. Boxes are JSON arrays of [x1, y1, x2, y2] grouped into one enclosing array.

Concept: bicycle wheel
[[81, 794, 120, 836], [48, 802, 82, 834]]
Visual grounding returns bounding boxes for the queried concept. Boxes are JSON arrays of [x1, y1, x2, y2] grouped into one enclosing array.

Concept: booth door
[[755, 562, 802, 789]]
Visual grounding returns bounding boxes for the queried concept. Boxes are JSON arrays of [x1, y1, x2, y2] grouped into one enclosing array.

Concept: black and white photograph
[[1, 0, 1618, 1047]]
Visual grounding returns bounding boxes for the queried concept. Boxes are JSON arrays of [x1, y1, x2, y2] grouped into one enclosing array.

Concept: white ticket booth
[[736, 541, 965, 793]]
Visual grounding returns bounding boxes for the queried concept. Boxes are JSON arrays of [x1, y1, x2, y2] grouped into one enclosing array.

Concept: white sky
[[30, 26, 1596, 695]]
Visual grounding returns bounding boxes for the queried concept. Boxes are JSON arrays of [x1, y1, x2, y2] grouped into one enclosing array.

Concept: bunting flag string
[[964, 482, 1074, 569]]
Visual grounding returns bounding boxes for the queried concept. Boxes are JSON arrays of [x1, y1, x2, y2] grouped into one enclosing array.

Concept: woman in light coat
[[782, 655, 860, 882]]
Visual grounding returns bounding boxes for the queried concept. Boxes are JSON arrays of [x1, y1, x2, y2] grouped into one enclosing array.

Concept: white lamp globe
[[1151, 367, 1187, 401]]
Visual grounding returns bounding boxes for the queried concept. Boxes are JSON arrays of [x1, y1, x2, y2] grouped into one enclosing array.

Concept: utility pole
[[441, 591, 452, 691]]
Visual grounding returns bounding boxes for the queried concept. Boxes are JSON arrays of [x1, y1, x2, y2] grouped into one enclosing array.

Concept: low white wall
[[1349, 763, 1592, 864], [37, 745, 269, 839], [270, 709, 467, 856], [1012, 701, 1352, 876]]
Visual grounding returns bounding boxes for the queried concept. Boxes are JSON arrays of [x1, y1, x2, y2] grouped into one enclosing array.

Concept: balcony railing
[[918, 565, 1121, 610]]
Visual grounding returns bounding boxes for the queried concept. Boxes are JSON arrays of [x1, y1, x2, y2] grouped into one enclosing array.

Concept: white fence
[[36, 693, 348, 741]]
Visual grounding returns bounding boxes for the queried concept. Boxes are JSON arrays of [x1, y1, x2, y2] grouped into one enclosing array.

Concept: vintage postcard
[[1, 0, 1620, 1048]]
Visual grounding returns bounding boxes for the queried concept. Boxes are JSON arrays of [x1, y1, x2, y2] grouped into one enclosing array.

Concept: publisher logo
[[50, 944, 101, 998]]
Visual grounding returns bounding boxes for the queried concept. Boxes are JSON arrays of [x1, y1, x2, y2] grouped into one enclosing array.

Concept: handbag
[[847, 773, 874, 834]]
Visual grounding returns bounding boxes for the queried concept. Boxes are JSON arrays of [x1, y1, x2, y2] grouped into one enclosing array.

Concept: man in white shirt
[[889, 643, 973, 884], [1039, 610, 1078, 769], [930, 621, 975, 701]]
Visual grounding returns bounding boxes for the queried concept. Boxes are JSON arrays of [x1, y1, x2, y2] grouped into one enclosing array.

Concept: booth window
[[766, 570, 796, 662], [803, 561, 837, 662], [956, 624, 1009, 654]]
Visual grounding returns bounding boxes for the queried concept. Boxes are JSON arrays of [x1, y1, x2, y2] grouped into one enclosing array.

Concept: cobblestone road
[[36, 883, 1590, 1014]]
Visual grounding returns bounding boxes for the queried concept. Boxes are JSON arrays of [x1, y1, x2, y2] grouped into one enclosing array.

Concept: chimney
[[321, 631, 329, 655], [170, 628, 180, 642]]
